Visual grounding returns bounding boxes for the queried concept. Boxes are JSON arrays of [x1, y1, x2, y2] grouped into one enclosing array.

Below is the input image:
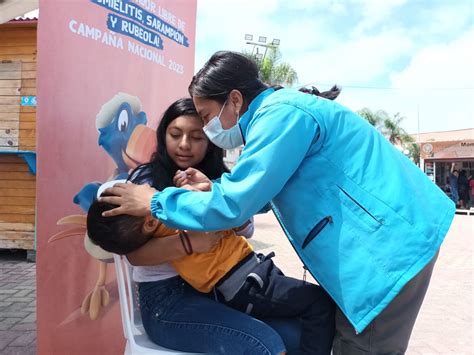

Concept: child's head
[[86, 197, 158, 255]]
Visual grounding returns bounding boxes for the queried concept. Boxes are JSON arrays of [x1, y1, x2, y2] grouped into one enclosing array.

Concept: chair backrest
[[114, 254, 139, 344], [113, 255, 198, 354]]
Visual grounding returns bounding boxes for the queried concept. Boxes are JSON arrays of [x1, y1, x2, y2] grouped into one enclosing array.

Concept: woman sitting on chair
[[97, 98, 305, 354]]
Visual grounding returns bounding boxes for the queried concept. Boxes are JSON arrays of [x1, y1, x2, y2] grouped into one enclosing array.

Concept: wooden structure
[[0, 18, 37, 250]]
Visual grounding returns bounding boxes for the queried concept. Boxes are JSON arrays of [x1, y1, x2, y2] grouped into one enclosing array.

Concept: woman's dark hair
[[299, 85, 341, 100], [128, 98, 228, 190], [189, 51, 341, 103], [189, 51, 267, 104]]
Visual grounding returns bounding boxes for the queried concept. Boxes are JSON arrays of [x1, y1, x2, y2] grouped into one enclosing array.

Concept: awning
[[0, 0, 38, 24]]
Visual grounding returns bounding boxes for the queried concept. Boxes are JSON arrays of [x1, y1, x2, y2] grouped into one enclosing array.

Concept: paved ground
[[0, 250, 36, 355], [251, 213, 473, 354], [0, 214, 472, 354]]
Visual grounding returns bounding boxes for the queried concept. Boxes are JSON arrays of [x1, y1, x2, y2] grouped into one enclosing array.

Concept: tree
[[407, 141, 421, 166], [357, 108, 384, 131], [244, 47, 298, 86], [358, 108, 420, 165]]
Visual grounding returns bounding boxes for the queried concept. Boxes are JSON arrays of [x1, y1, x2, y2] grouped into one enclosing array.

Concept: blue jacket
[[151, 88, 455, 332]]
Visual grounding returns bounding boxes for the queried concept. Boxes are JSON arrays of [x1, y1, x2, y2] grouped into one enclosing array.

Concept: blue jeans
[[450, 187, 459, 204], [139, 276, 301, 354]]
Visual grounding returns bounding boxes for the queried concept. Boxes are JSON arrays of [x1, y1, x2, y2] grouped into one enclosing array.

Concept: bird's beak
[[48, 215, 88, 243], [122, 124, 157, 169]]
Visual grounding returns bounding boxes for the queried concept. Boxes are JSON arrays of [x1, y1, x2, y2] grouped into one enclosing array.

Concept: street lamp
[[244, 34, 281, 62]]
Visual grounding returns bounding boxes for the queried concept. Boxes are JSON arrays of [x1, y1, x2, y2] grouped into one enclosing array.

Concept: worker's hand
[[186, 230, 225, 253], [180, 183, 202, 191], [99, 183, 157, 217], [174, 168, 212, 191]]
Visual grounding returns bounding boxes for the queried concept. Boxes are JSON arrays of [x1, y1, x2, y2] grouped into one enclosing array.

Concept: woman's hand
[[186, 230, 224, 253], [99, 183, 157, 217], [174, 168, 212, 191]]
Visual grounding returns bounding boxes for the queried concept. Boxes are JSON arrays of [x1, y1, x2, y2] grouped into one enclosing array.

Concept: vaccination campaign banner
[[36, 1, 196, 353]]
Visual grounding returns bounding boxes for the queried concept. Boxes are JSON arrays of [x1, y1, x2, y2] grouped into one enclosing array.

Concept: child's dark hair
[[189, 51, 341, 103], [128, 97, 229, 188], [86, 196, 151, 255]]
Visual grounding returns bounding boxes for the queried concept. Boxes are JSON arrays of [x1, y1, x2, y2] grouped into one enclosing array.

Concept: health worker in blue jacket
[[101, 51, 455, 354]]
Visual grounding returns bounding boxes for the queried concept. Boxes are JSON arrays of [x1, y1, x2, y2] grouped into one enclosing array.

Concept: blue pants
[[139, 277, 300, 354], [450, 187, 459, 204]]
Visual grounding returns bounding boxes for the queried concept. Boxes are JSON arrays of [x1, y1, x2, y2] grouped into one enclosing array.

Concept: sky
[[23, 1, 473, 134], [195, 0, 474, 134]]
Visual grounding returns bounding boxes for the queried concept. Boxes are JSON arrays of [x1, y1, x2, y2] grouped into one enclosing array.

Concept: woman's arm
[[101, 105, 317, 230], [150, 105, 318, 230], [127, 230, 223, 266]]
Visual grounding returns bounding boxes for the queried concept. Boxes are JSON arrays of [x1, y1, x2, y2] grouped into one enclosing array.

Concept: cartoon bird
[[49, 93, 156, 320], [73, 93, 156, 211]]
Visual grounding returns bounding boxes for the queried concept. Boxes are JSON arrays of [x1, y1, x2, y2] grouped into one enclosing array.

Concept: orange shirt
[[153, 223, 253, 293]]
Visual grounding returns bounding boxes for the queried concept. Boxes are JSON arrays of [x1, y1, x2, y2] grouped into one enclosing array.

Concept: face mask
[[203, 100, 244, 149]]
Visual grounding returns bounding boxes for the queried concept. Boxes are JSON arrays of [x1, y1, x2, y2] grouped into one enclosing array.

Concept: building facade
[[416, 128, 474, 192]]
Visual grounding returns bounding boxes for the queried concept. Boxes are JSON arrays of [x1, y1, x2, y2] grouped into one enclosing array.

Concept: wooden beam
[[0, 79, 21, 87], [0, 237, 34, 250], [0, 96, 20, 104], [0, 197, 35, 206], [0, 87, 21, 95], [0, 62, 21, 71], [0, 171, 35, 180], [0, 111, 19, 120], [0, 71, 21, 80], [0, 214, 35, 224], [0, 120, 19, 129], [0, 205, 35, 214], [0, 188, 36, 197], [0, 222, 35, 232], [0, 163, 29, 172], [0, 137, 18, 147]]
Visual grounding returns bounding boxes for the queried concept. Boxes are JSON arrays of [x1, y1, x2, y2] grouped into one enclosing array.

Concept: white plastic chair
[[113, 254, 200, 354]]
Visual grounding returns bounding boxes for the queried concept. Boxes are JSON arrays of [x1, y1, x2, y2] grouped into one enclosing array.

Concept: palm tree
[[357, 108, 420, 164], [357, 108, 385, 131], [382, 112, 411, 145], [407, 142, 421, 166], [244, 47, 298, 86]]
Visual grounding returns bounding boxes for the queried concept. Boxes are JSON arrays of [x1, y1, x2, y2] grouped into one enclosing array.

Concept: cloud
[[390, 30, 474, 89], [353, 0, 408, 34], [291, 28, 414, 86], [194, 0, 473, 133], [195, 0, 279, 68]]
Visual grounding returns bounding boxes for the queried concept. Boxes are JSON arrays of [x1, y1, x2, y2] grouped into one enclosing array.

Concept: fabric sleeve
[[150, 103, 319, 231]]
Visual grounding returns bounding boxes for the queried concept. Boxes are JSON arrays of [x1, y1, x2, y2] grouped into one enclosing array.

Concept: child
[[87, 185, 335, 355]]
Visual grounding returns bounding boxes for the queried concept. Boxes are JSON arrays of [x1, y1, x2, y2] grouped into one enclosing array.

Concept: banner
[[36, 1, 196, 353]]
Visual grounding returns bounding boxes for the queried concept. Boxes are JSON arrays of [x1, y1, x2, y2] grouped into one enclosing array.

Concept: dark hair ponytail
[[190, 51, 340, 104], [298, 85, 341, 100], [189, 51, 267, 104]]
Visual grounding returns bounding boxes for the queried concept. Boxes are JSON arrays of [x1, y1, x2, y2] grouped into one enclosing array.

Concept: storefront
[[417, 129, 474, 192]]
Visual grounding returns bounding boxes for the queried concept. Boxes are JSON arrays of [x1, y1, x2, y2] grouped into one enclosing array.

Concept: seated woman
[[94, 98, 329, 354]]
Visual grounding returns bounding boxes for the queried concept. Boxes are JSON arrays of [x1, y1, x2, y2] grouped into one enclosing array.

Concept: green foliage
[[358, 108, 420, 165], [243, 47, 298, 86]]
